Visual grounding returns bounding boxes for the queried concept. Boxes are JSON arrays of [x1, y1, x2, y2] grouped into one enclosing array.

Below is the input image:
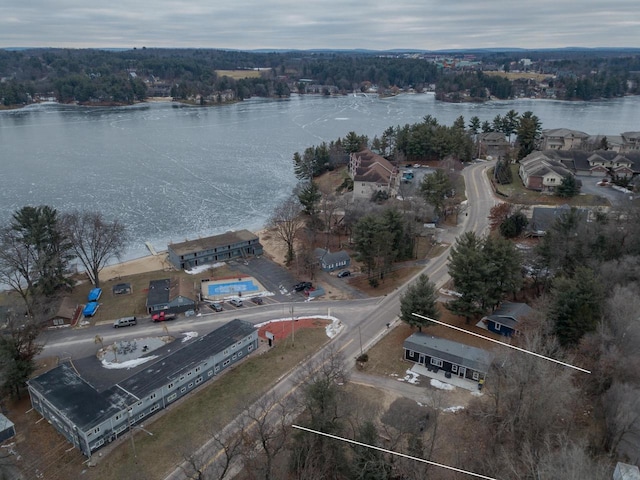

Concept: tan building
[[348, 149, 398, 201], [540, 128, 590, 151], [518, 152, 574, 192]]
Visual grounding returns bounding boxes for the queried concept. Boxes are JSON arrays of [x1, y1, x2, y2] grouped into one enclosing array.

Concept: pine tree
[[400, 274, 440, 331]]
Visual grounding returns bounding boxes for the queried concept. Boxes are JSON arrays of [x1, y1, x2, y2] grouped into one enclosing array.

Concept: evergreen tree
[[400, 274, 440, 331], [556, 175, 580, 198], [516, 111, 542, 159], [297, 181, 321, 216], [548, 267, 604, 346], [420, 169, 452, 218], [447, 232, 488, 321]]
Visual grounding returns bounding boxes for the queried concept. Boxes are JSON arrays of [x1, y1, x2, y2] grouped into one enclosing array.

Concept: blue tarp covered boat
[[83, 302, 99, 317], [88, 288, 102, 302]]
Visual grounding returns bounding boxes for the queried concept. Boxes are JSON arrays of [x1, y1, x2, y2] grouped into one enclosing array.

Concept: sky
[[1, 1, 639, 51]]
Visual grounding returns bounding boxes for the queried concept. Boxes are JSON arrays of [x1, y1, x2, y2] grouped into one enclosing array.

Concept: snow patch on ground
[[398, 369, 420, 385], [182, 331, 199, 343], [101, 356, 158, 369], [431, 379, 455, 391], [443, 405, 465, 413], [185, 263, 224, 274], [471, 390, 484, 397]]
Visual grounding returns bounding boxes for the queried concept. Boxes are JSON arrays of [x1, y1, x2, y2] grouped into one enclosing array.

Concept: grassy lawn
[[77, 327, 330, 480], [348, 266, 423, 297]]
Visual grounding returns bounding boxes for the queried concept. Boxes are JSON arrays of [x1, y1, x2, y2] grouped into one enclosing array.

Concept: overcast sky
[[1, 1, 639, 51]]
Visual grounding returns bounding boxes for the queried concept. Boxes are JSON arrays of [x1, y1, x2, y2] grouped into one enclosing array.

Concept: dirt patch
[[258, 318, 331, 342], [347, 266, 423, 297]]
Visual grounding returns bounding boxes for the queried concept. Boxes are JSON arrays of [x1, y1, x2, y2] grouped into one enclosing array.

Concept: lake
[[1, 94, 639, 260]]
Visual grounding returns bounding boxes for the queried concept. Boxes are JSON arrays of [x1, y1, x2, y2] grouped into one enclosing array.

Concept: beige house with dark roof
[[540, 128, 590, 151], [519, 151, 574, 192], [348, 149, 398, 201]]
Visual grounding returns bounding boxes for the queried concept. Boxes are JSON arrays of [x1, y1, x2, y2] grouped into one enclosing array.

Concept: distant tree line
[[2, 48, 639, 106]]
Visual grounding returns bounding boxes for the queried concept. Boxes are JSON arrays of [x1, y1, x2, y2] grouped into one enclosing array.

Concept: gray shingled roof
[[403, 333, 493, 373], [168, 230, 259, 256], [484, 302, 533, 329], [314, 248, 351, 265], [28, 319, 256, 431]]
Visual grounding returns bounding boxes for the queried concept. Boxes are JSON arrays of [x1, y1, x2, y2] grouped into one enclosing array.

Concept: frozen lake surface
[[1, 94, 639, 260]]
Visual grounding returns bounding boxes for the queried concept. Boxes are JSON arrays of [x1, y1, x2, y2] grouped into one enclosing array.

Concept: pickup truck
[[152, 311, 177, 322]]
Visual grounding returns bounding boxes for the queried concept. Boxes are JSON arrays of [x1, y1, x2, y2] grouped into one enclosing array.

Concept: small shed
[[0, 414, 16, 443]]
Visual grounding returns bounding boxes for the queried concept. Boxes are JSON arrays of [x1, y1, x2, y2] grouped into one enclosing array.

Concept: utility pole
[[292, 313, 295, 347]]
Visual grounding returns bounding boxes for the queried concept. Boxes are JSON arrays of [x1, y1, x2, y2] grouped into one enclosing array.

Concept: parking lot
[[576, 175, 633, 205]]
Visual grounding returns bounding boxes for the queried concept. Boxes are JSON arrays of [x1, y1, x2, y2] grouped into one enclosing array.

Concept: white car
[[229, 298, 243, 307], [413, 164, 421, 168]]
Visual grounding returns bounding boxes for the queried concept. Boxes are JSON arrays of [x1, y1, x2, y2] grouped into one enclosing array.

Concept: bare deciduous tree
[[62, 211, 128, 288], [240, 393, 292, 480], [267, 195, 304, 265]]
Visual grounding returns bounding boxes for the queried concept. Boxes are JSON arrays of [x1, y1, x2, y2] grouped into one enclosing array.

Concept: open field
[[484, 70, 550, 82], [215, 69, 263, 79]]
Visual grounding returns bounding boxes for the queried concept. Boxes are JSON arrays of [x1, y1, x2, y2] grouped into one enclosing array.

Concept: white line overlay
[[411, 313, 591, 374], [291, 424, 499, 480]]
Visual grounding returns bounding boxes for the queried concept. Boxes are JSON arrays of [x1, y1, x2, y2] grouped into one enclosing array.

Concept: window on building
[[472, 372, 480, 381], [195, 377, 202, 385], [232, 354, 237, 360], [208, 370, 213, 377], [195, 367, 200, 372], [430, 358, 443, 368], [248, 344, 253, 352], [214, 365, 220, 372], [223, 359, 230, 367], [168, 383, 174, 389], [223, 349, 229, 356], [138, 412, 145, 420], [150, 404, 159, 412], [180, 387, 186, 393], [494, 323, 501, 331], [167, 393, 177, 402], [451, 365, 458, 373], [238, 351, 242, 357]]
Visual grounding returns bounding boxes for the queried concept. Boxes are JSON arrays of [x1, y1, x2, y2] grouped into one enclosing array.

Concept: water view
[[1, 93, 639, 259]]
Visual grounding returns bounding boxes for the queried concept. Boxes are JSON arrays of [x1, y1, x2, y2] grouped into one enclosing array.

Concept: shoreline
[[97, 227, 281, 281]]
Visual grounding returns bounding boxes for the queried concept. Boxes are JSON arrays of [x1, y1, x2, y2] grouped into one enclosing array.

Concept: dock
[[145, 242, 158, 256]]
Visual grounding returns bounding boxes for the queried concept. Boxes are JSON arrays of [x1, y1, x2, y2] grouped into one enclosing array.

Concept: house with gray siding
[[27, 319, 258, 456], [314, 248, 351, 272], [403, 333, 493, 382], [146, 277, 196, 314], [168, 230, 263, 270]]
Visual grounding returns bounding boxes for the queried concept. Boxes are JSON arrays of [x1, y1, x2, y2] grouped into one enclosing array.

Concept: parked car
[[209, 302, 223, 312], [337, 270, 351, 278], [113, 316, 137, 328], [251, 297, 264, 305], [152, 311, 177, 322], [229, 298, 243, 307], [293, 281, 313, 292]]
